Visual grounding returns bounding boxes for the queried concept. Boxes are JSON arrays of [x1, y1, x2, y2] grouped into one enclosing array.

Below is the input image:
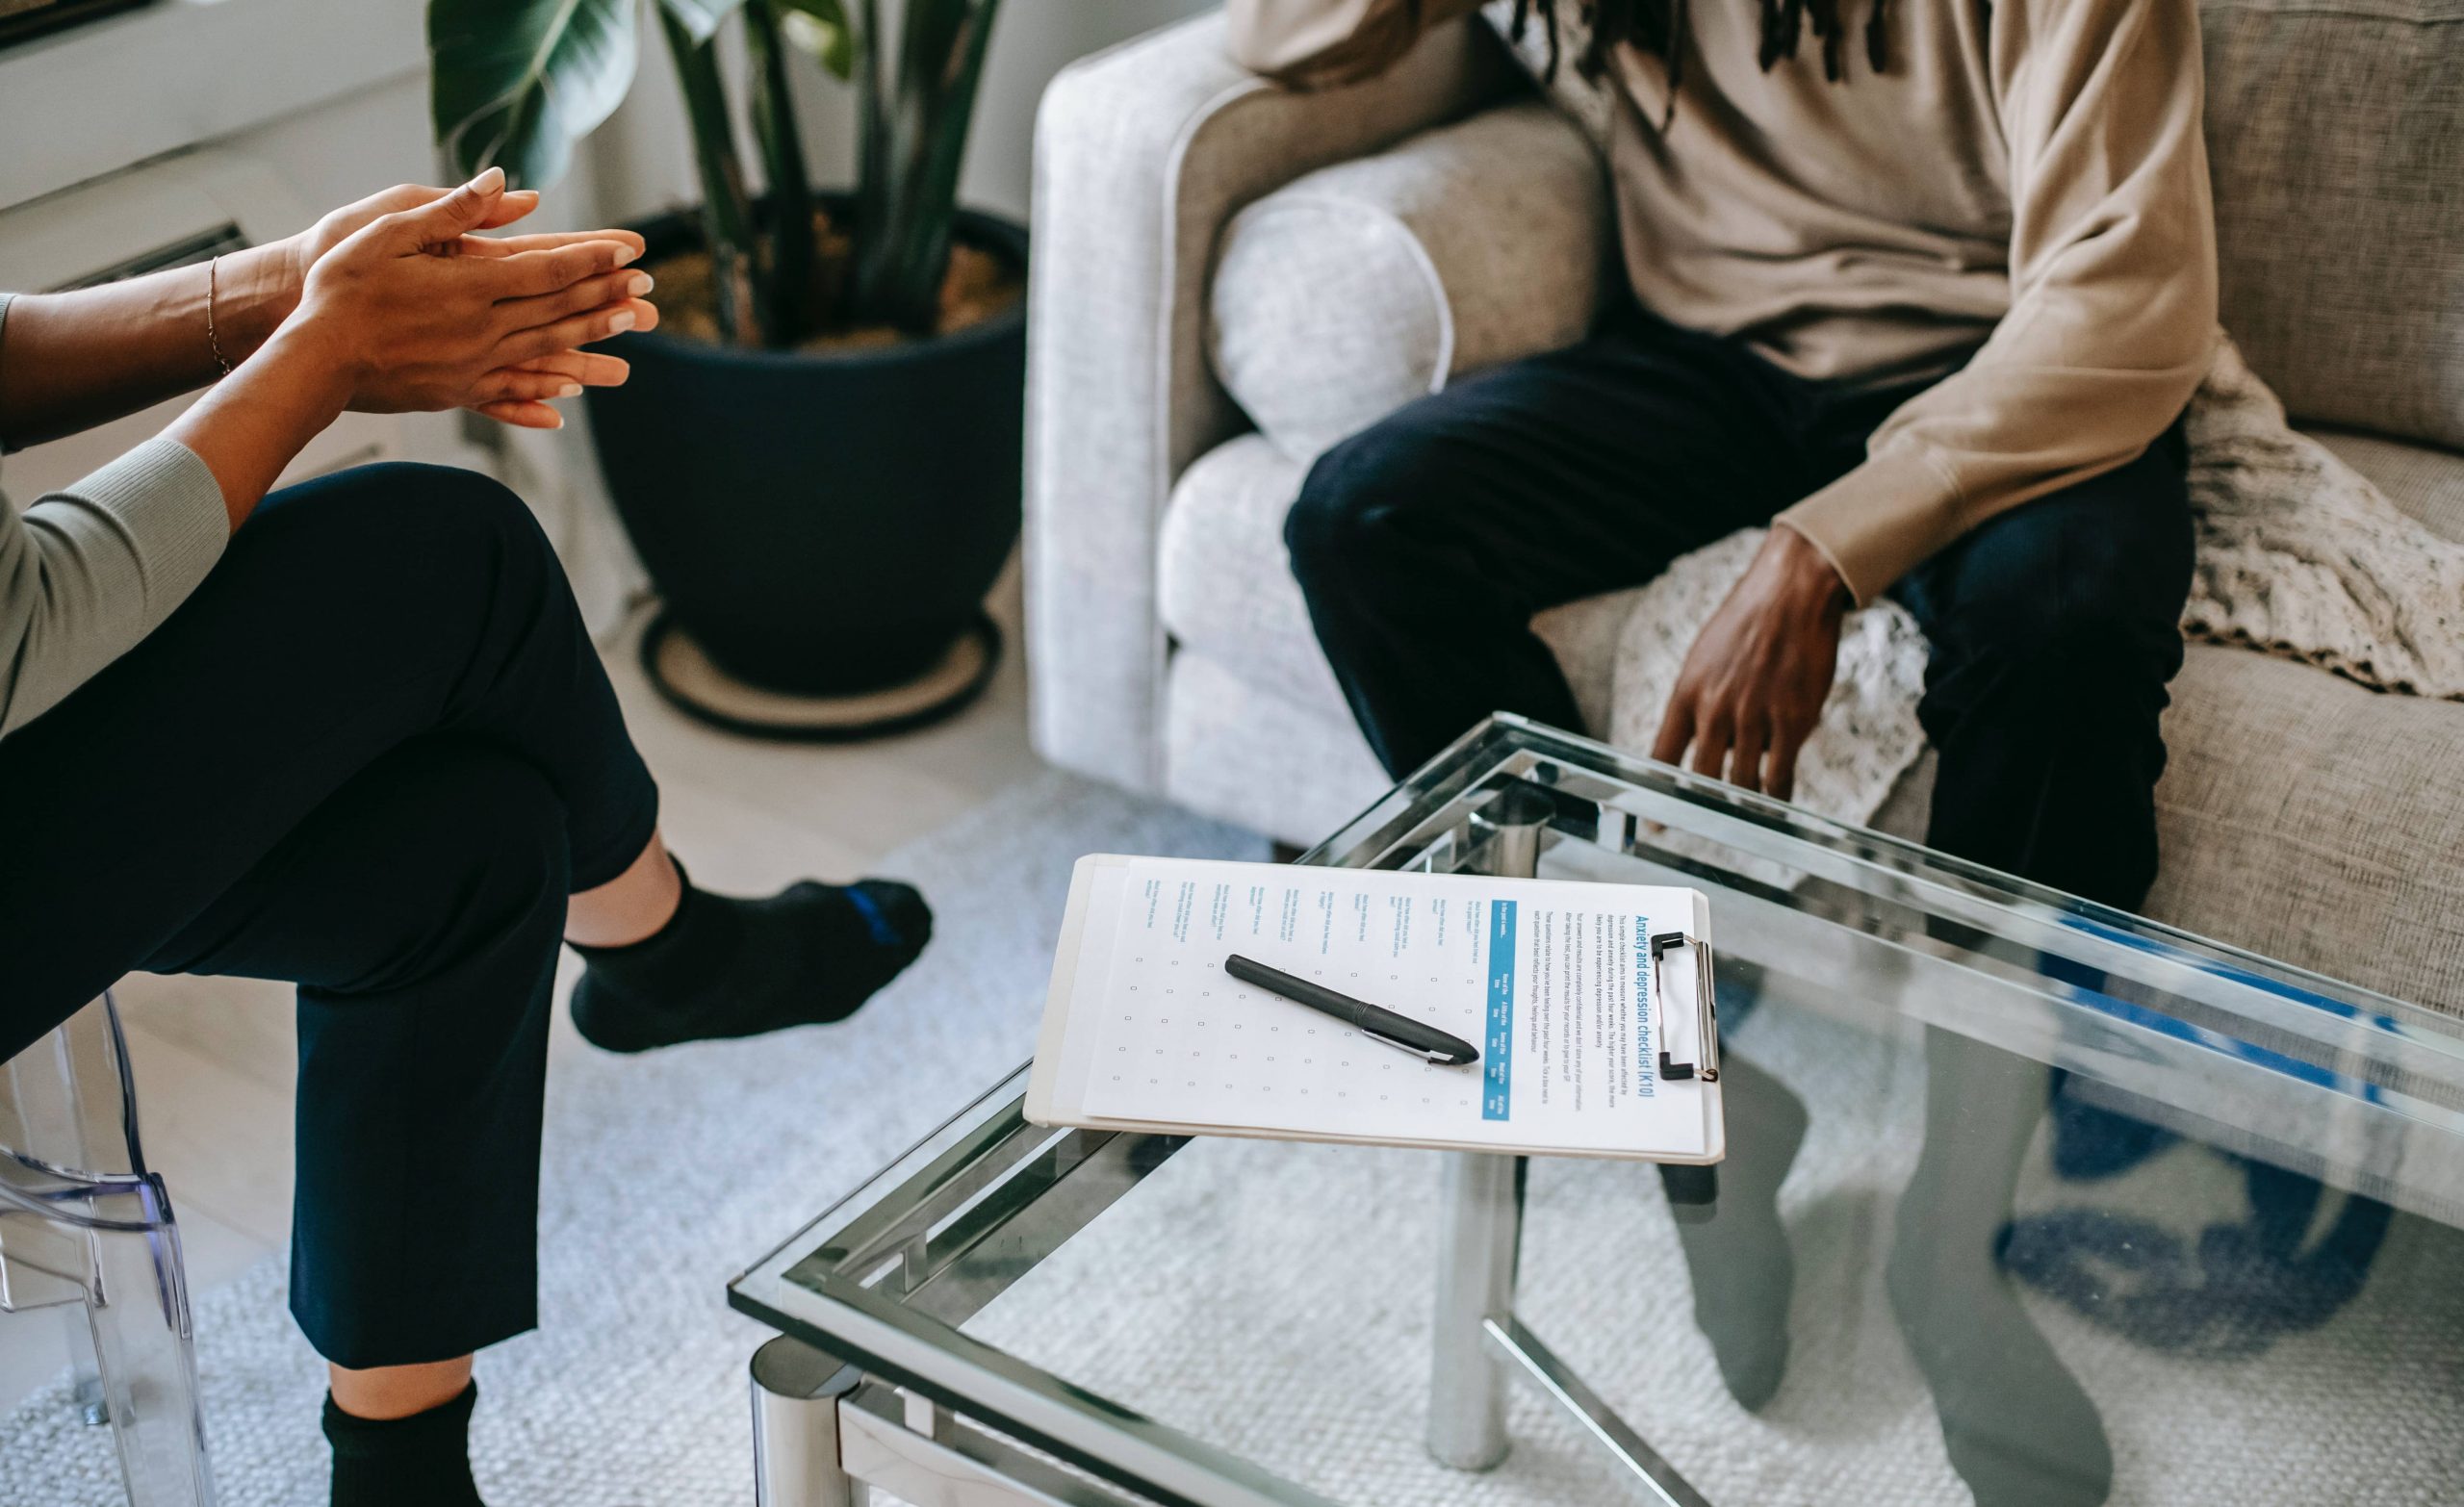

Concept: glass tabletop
[[732, 714, 2464, 1507]]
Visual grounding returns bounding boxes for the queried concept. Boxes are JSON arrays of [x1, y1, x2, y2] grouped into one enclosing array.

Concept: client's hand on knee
[[1652, 524, 1851, 800]]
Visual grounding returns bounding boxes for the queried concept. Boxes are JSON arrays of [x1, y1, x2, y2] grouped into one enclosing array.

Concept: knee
[[1939, 496, 2191, 687], [362, 463, 554, 565], [1282, 426, 1446, 594], [1958, 579, 2154, 683], [268, 463, 556, 578], [243, 463, 576, 665]]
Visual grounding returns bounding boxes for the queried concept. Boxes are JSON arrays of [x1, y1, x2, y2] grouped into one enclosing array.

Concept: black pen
[[1222, 954, 1480, 1067]]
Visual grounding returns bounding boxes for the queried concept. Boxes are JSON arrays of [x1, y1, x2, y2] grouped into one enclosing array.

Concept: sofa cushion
[[2148, 645, 2464, 1008], [1160, 434, 1633, 731], [1206, 100, 1607, 462], [1821, 626, 2464, 1008], [2202, 0, 2464, 450], [1881, 643, 2464, 1008], [1164, 650, 1394, 845], [1157, 436, 1347, 714], [2305, 428, 2464, 543]]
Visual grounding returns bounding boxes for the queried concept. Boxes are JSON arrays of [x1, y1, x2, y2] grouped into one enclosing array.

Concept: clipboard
[[1027, 856, 1727, 1165], [1651, 931, 1719, 1084]]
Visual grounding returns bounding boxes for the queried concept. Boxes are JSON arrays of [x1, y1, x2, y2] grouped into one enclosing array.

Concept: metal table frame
[[729, 715, 2463, 1507]]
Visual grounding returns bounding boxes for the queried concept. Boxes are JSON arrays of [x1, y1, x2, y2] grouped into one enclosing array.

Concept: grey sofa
[[1024, 4, 2464, 1008]]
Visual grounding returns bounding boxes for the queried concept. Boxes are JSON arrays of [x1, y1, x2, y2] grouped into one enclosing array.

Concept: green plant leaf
[[655, 0, 748, 43], [658, 5, 767, 345], [429, 0, 639, 191], [850, 0, 1003, 331], [773, 0, 855, 79]]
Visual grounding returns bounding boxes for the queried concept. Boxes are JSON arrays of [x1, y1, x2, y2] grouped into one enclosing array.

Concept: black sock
[[324, 1382, 487, 1507], [568, 862, 932, 1053]]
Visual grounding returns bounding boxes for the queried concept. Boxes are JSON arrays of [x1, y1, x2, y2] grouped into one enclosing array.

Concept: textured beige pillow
[[1207, 100, 1610, 462]]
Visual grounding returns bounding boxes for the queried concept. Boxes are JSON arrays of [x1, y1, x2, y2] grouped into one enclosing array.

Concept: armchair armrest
[[1025, 12, 1518, 795], [1208, 98, 1609, 461]]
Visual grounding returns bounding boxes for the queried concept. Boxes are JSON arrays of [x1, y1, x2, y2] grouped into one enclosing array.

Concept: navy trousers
[[0, 464, 659, 1367], [1285, 302, 2195, 911]]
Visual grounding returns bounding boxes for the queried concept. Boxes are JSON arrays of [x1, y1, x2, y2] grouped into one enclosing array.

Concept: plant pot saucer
[[638, 608, 1002, 743]]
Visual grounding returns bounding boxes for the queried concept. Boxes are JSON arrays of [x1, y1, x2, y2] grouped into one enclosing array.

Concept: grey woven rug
[[6, 770, 2459, 1505]]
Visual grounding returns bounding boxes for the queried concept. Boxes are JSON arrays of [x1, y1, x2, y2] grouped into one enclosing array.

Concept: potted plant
[[427, 0, 1022, 738]]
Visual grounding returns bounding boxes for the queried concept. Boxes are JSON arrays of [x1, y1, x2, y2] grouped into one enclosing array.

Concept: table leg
[[751, 1336, 864, 1507], [1427, 778, 1550, 1471], [1426, 1151, 1527, 1470]]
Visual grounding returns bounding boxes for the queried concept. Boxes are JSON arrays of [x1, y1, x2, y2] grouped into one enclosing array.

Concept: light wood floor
[[0, 566, 1043, 1414]]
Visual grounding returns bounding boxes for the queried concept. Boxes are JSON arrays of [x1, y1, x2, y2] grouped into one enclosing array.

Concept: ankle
[[329, 1355, 474, 1421], [325, 1381, 487, 1507], [565, 841, 685, 949]]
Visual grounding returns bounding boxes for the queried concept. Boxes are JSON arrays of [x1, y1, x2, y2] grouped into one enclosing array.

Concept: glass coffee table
[[731, 715, 2464, 1506]]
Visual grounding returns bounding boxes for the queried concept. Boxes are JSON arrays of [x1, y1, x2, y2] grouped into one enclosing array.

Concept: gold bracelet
[[206, 255, 234, 377]]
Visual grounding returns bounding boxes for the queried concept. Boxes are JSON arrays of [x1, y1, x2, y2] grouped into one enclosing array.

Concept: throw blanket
[[1606, 335, 2464, 830]]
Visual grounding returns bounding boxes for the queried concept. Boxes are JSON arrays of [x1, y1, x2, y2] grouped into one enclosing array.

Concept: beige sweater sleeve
[[1778, 0, 2219, 604], [0, 294, 232, 738], [1225, 0, 1487, 85]]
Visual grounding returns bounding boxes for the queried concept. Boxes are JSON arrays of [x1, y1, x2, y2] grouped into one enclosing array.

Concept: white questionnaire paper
[[1078, 856, 1712, 1158]]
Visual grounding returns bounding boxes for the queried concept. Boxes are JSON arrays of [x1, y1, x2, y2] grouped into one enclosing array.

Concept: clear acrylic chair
[[1, 989, 216, 1506]]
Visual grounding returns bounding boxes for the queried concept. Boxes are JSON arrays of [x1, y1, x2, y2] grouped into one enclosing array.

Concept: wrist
[[1770, 523, 1853, 617], [251, 319, 360, 419], [170, 319, 356, 532], [215, 242, 304, 363]]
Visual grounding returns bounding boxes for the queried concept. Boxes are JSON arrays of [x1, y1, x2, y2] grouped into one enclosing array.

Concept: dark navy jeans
[[1285, 301, 2194, 911], [0, 463, 659, 1367]]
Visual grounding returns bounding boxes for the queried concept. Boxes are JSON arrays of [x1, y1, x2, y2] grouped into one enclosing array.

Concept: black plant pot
[[581, 201, 1026, 739]]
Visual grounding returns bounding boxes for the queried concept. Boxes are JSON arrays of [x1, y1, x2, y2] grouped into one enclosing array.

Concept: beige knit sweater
[[1227, 0, 2220, 604]]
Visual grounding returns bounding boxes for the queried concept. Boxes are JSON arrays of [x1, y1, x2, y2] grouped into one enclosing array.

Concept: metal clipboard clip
[[1650, 931, 1719, 1084]]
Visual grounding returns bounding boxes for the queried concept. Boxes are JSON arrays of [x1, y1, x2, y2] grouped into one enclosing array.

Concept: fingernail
[[627, 272, 653, 297], [611, 243, 639, 267], [474, 166, 505, 194], [556, 381, 583, 397], [607, 310, 637, 333]]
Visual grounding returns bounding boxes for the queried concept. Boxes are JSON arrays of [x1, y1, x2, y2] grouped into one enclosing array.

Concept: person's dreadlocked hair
[[1509, 0, 1889, 122]]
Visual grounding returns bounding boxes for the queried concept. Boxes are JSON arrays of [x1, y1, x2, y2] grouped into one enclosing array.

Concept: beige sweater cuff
[[1775, 447, 1964, 607]]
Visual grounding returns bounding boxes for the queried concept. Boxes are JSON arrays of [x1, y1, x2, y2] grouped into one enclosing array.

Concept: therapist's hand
[[1651, 525, 1850, 801], [171, 169, 654, 530], [287, 181, 540, 288], [285, 170, 653, 425], [272, 177, 654, 426]]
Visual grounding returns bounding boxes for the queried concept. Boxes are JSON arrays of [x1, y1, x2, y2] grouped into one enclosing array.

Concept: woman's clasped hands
[[271, 166, 658, 430]]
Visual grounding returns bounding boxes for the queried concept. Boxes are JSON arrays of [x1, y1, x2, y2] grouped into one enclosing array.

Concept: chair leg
[[64, 1303, 108, 1425], [85, 1183, 216, 1506]]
